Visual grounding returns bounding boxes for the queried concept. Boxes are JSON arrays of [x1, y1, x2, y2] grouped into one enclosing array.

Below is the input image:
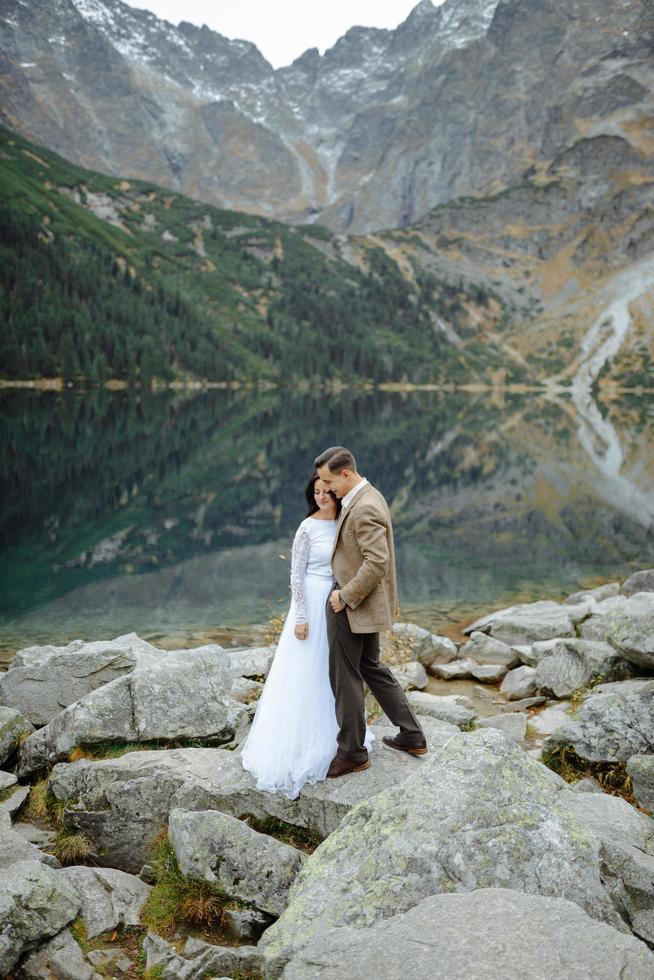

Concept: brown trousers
[[326, 600, 425, 763]]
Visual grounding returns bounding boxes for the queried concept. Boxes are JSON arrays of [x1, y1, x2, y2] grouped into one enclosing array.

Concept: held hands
[[330, 589, 346, 613], [294, 622, 309, 641]]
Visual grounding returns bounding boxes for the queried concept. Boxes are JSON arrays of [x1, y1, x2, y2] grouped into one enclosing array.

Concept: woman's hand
[[294, 622, 309, 641]]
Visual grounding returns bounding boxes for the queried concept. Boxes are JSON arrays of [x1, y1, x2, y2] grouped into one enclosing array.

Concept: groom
[[315, 446, 427, 778]]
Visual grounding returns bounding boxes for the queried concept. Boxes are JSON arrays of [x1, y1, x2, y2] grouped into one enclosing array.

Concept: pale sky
[[123, 1, 440, 69]]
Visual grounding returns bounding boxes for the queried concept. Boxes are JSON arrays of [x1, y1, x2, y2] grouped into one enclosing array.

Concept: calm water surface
[[1, 387, 653, 666]]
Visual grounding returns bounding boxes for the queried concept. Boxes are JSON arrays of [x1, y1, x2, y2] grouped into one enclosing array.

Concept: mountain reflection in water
[[1, 387, 652, 665]]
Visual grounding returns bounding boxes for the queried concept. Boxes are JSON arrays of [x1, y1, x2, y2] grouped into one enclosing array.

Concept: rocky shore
[[0, 571, 653, 978]]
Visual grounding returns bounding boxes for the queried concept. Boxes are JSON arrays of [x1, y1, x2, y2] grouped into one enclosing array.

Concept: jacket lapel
[[330, 483, 373, 559]]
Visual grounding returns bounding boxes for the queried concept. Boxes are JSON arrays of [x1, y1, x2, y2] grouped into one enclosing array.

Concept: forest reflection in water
[[0, 386, 653, 664]]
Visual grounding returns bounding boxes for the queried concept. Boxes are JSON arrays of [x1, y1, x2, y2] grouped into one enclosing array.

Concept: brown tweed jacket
[[331, 482, 400, 634]]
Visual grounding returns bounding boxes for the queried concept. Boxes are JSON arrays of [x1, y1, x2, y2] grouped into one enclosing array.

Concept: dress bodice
[[289, 516, 338, 623]]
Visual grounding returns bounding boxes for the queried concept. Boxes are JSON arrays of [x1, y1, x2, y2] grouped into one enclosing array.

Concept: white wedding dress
[[241, 514, 373, 799]]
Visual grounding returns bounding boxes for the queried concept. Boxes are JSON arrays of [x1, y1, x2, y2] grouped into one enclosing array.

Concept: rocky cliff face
[[3, 0, 650, 233]]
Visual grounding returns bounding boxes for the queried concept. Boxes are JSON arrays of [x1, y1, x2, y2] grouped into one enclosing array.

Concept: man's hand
[[330, 589, 346, 613], [294, 623, 308, 640]]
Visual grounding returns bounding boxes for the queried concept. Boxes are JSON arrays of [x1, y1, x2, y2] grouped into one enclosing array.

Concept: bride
[[241, 472, 373, 798]]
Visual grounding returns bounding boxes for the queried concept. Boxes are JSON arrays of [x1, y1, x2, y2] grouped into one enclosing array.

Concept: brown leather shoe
[[382, 734, 428, 756], [326, 756, 372, 778]]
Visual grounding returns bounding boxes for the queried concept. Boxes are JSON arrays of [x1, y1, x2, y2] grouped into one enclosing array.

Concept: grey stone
[[528, 702, 572, 737], [226, 645, 274, 680], [390, 661, 429, 691], [0, 706, 34, 766], [559, 787, 654, 945], [0, 859, 80, 976], [458, 631, 520, 667], [574, 777, 604, 793], [86, 947, 134, 972], [222, 907, 272, 943], [564, 582, 621, 604], [500, 695, 546, 712], [468, 661, 507, 683], [623, 569, 654, 597], [18, 646, 247, 777], [499, 664, 537, 700], [1, 633, 160, 725], [0, 783, 31, 817], [0, 824, 60, 869], [406, 691, 475, 728], [533, 638, 635, 698], [463, 600, 582, 645], [260, 729, 625, 974], [543, 680, 654, 763], [627, 755, 654, 813], [47, 719, 457, 871], [142, 930, 261, 979], [59, 865, 151, 938], [428, 658, 474, 680], [168, 808, 304, 915], [0, 769, 17, 790], [15, 926, 101, 979], [604, 592, 654, 669], [230, 676, 264, 704], [281, 888, 654, 980], [385, 623, 458, 667], [476, 712, 527, 743], [579, 594, 654, 669]]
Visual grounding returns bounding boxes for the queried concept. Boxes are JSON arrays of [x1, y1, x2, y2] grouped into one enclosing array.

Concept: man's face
[[317, 464, 350, 499]]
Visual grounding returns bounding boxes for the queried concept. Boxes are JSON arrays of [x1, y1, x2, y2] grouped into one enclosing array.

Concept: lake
[[1, 386, 653, 666]]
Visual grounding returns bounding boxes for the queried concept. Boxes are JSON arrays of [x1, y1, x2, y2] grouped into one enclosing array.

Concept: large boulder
[[281, 888, 654, 980], [542, 679, 654, 763], [533, 639, 635, 699], [168, 808, 304, 916], [0, 860, 80, 976], [383, 623, 458, 668], [0, 706, 34, 765], [559, 787, 654, 945], [17, 647, 247, 777], [627, 755, 654, 813], [457, 631, 520, 668], [0, 633, 160, 725], [623, 569, 654, 597], [59, 866, 151, 938], [47, 718, 458, 872], [260, 729, 625, 975], [579, 593, 654, 668], [463, 600, 587, 645]]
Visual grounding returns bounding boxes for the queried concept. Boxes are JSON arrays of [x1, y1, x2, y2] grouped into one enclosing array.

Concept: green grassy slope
[[0, 124, 520, 385]]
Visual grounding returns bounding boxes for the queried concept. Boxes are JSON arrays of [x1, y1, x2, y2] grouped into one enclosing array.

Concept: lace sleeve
[[290, 524, 311, 624]]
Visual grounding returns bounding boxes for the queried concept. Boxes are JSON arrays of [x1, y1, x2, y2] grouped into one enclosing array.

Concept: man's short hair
[[314, 446, 357, 473]]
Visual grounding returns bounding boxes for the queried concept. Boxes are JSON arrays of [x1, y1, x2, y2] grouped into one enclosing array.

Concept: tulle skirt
[[241, 574, 374, 799]]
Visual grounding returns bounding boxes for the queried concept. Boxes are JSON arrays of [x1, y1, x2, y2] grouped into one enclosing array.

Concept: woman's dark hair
[[305, 471, 341, 517]]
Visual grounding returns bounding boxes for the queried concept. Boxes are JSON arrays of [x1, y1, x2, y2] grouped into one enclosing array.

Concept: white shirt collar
[[341, 477, 368, 510]]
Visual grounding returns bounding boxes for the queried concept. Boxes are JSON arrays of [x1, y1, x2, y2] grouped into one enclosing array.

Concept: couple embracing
[[241, 446, 427, 799]]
